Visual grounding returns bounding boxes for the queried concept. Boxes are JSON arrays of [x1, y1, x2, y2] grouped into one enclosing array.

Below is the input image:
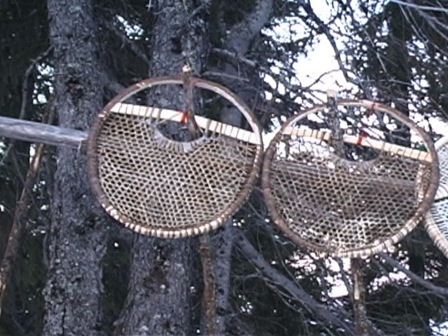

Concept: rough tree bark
[[41, 1, 275, 335], [42, 0, 110, 335], [113, 1, 208, 335], [210, 2, 273, 333]]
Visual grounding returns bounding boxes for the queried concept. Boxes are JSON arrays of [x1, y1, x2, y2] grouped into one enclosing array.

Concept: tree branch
[[234, 229, 356, 335], [0, 105, 54, 315], [301, 2, 359, 87], [102, 19, 151, 66], [379, 253, 448, 297], [211, 47, 304, 98], [19, 47, 53, 120], [226, 0, 273, 55], [390, 0, 448, 13]]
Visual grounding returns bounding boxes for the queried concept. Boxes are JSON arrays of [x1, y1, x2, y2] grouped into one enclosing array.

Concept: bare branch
[[234, 229, 356, 335], [0, 106, 54, 315], [211, 47, 304, 97], [390, 0, 448, 13], [20, 46, 53, 120], [379, 253, 448, 297], [301, 3, 359, 87]]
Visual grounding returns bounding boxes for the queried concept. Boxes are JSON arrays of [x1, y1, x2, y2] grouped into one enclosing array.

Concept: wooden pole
[[0, 116, 87, 148], [351, 258, 369, 336]]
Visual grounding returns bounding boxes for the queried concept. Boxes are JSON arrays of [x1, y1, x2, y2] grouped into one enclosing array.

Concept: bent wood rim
[[87, 76, 263, 238], [424, 136, 448, 258], [262, 99, 440, 258]]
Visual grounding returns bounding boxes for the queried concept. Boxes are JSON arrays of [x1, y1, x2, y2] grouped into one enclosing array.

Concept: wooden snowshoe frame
[[262, 100, 439, 258], [87, 77, 263, 238], [424, 136, 448, 257]]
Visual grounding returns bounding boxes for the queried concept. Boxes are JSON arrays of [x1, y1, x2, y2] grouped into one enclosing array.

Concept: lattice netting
[[424, 137, 448, 257], [262, 100, 439, 258], [88, 77, 263, 238]]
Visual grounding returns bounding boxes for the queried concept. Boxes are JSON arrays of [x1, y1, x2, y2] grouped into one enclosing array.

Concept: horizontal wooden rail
[[283, 126, 433, 163], [110, 103, 261, 145], [0, 114, 433, 163], [0, 105, 262, 148]]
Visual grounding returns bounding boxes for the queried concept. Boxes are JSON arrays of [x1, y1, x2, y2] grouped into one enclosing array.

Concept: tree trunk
[[113, 1, 207, 335], [210, 1, 273, 333], [42, 0, 109, 335], [114, 236, 193, 336]]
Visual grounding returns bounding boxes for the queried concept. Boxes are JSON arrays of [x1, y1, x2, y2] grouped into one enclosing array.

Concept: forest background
[[1, 0, 448, 335]]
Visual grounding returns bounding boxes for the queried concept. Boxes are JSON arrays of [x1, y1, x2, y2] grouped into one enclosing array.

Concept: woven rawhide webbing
[[262, 100, 439, 258], [87, 77, 263, 238], [424, 136, 448, 258]]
